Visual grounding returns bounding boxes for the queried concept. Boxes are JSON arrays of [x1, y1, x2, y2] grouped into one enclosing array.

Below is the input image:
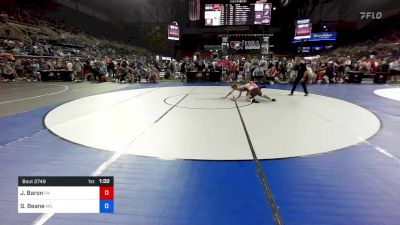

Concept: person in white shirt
[[243, 60, 251, 81], [306, 64, 316, 84], [67, 61, 73, 71], [287, 60, 296, 81], [66, 61, 74, 81]]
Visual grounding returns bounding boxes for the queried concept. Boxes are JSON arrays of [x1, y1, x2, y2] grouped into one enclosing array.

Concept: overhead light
[[273, 7, 276, 10], [280, 0, 290, 7]]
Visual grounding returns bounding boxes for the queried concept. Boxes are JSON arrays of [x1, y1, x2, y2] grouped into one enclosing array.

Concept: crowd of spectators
[[175, 54, 400, 84], [2, 38, 400, 84], [0, 36, 164, 83], [0, 52, 164, 83], [1, 6, 400, 84], [0, 8, 164, 83]]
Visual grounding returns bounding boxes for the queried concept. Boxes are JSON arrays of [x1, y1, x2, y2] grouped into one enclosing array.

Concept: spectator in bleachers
[[380, 58, 390, 72], [287, 59, 295, 81], [345, 56, 352, 70], [139, 66, 148, 82], [46, 60, 55, 70], [306, 63, 317, 84], [74, 58, 83, 82], [98, 61, 107, 80], [66, 60, 73, 71], [252, 65, 264, 82], [325, 61, 335, 83], [358, 57, 370, 72], [266, 65, 277, 84], [243, 59, 251, 81], [336, 57, 346, 81], [66, 59, 74, 80], [179, 60, 187, 81], [91, 60, 100, 82], [125, 66, 135, 83], [2, 61, 15, 81], [15, 58, 24, 78], [279, 60, 287, 80], [30, 60, 40, 82], [83, 61, 91, 81], [107, 60, 115, 79], [132, 67, 140, 83], [118, 65, 127, 83], [148, 65, 159, 83], [370, 56, 378, 73], [389, 57, 400, 83]]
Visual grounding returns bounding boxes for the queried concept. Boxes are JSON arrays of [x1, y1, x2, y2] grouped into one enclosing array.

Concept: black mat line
[[155, 93, 190, 123], [163, 93, 253, 110], [234, 100, 284, 225], [125, 92, 191, 147]]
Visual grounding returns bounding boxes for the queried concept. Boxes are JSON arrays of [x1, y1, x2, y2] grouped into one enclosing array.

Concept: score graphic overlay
[[18, 176, 114, 213]]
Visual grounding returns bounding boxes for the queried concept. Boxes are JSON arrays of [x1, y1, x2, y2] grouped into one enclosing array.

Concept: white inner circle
[[45, 86, 380, 160], [374, 88, 400, 101]]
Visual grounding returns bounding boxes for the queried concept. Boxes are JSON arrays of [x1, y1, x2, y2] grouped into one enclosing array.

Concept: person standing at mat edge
[[289, 57, 309, 96]]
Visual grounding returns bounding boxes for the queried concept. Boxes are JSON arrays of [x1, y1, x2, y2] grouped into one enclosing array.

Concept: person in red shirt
[[370, 56, 378, 73], [223, 81, 276, 103], [266, 65, 278, 83]]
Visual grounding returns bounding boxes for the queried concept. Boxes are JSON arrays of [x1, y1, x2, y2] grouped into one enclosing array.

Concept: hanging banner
[[261, 36, 269, 54], [168, 24, 180, 40], [189, 0, 200, 21], [294, 19, 312, 40], [229, 40, 261, 50]]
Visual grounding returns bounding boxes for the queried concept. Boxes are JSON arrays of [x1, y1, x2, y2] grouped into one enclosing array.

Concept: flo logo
[[360, 12, 383, 20]]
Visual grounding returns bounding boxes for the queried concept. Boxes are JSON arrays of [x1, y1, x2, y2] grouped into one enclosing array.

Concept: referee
[[289, 57, 309, 96]]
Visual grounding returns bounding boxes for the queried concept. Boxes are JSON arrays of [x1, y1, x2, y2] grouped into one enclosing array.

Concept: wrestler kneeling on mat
[[223, 82, 276, 103]]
